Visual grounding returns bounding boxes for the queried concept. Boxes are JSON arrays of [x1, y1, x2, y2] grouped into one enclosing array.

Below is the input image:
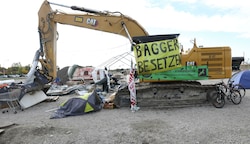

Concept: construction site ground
[[0, 80, 250, 144]]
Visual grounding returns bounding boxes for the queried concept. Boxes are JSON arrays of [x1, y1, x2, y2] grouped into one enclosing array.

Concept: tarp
[[132, 34, 182, 75], [230, 70, 250, 89], [50, 90, 102, 119]]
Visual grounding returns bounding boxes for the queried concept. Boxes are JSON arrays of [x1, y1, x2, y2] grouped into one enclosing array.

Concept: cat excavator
[[20, 0, 232, 108]]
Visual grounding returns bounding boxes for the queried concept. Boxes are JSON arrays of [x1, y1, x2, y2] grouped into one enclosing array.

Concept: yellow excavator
[[20, 0, 232, 108]]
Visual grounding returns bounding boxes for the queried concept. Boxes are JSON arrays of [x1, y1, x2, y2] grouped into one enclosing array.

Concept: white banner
[[128, 60, 139, 112]]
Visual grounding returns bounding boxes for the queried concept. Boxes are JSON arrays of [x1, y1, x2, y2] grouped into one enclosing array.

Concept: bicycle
[[210, 80, 242, 108], [227, 79, 246, 98]]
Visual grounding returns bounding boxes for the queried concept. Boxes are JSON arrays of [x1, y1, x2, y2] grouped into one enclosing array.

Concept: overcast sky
[[1, 0, 249, 69]]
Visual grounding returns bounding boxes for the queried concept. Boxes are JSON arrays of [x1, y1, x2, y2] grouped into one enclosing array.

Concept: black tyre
[[210, 91, 225, 108], [231, 90, 242, 105], [206, 90, 215, 102], [233, 84, 246, 97]]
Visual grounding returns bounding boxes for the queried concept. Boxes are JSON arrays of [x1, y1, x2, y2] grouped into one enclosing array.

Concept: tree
[[22, 65, 31, 74], [11, 62, 22, 68], [0, 62, 31, 75]]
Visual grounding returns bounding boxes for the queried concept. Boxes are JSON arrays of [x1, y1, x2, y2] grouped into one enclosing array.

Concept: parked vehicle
[[210, 80, 242, 108]]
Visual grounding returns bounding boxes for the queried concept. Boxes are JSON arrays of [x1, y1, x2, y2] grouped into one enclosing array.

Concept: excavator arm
[[38, 0, 148, 80]]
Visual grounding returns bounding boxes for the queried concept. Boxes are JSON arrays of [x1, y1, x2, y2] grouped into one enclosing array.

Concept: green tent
[[50, 90, 102, 119]]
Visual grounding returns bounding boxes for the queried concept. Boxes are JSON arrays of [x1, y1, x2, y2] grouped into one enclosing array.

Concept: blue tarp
[[230, 70, 250, 89]]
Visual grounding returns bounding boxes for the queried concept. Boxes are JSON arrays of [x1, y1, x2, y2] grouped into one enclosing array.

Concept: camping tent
[[230, 70, 250, 89], [50, 90, 102, 119]]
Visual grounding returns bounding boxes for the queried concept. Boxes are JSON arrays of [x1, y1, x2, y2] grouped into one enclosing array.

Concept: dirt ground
[[1, 87, 250, 144]]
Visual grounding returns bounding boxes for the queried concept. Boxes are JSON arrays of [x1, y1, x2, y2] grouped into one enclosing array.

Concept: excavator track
[[114, 81, 217, 108]]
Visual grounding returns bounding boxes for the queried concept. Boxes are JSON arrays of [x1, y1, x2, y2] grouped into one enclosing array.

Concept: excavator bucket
[[17, 60, 51, 109]]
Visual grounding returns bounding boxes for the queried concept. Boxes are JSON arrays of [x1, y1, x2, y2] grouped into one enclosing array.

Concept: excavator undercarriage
[[114, 81, 217, 108]]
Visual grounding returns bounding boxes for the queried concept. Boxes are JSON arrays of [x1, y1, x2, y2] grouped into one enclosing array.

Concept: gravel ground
[[0, 85, 250, 144]]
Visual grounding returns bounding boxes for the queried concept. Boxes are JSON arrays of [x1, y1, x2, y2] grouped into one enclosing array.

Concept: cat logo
[[86, 18, 97, 26]]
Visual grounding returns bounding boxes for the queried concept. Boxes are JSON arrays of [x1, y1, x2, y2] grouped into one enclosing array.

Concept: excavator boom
[[38, 0, 148, 79]]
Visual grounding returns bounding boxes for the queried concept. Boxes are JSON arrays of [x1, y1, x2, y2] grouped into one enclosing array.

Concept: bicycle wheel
[[210, 91, 225, 108], [233, 84, 246, 97], [230, 90, 242, 105]]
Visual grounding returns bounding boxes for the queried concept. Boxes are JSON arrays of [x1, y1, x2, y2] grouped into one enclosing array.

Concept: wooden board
[[45, 96, 59, 102]]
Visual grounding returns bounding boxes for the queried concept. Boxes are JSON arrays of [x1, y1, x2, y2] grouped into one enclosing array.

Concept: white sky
[[1, 0, 250, 69]]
